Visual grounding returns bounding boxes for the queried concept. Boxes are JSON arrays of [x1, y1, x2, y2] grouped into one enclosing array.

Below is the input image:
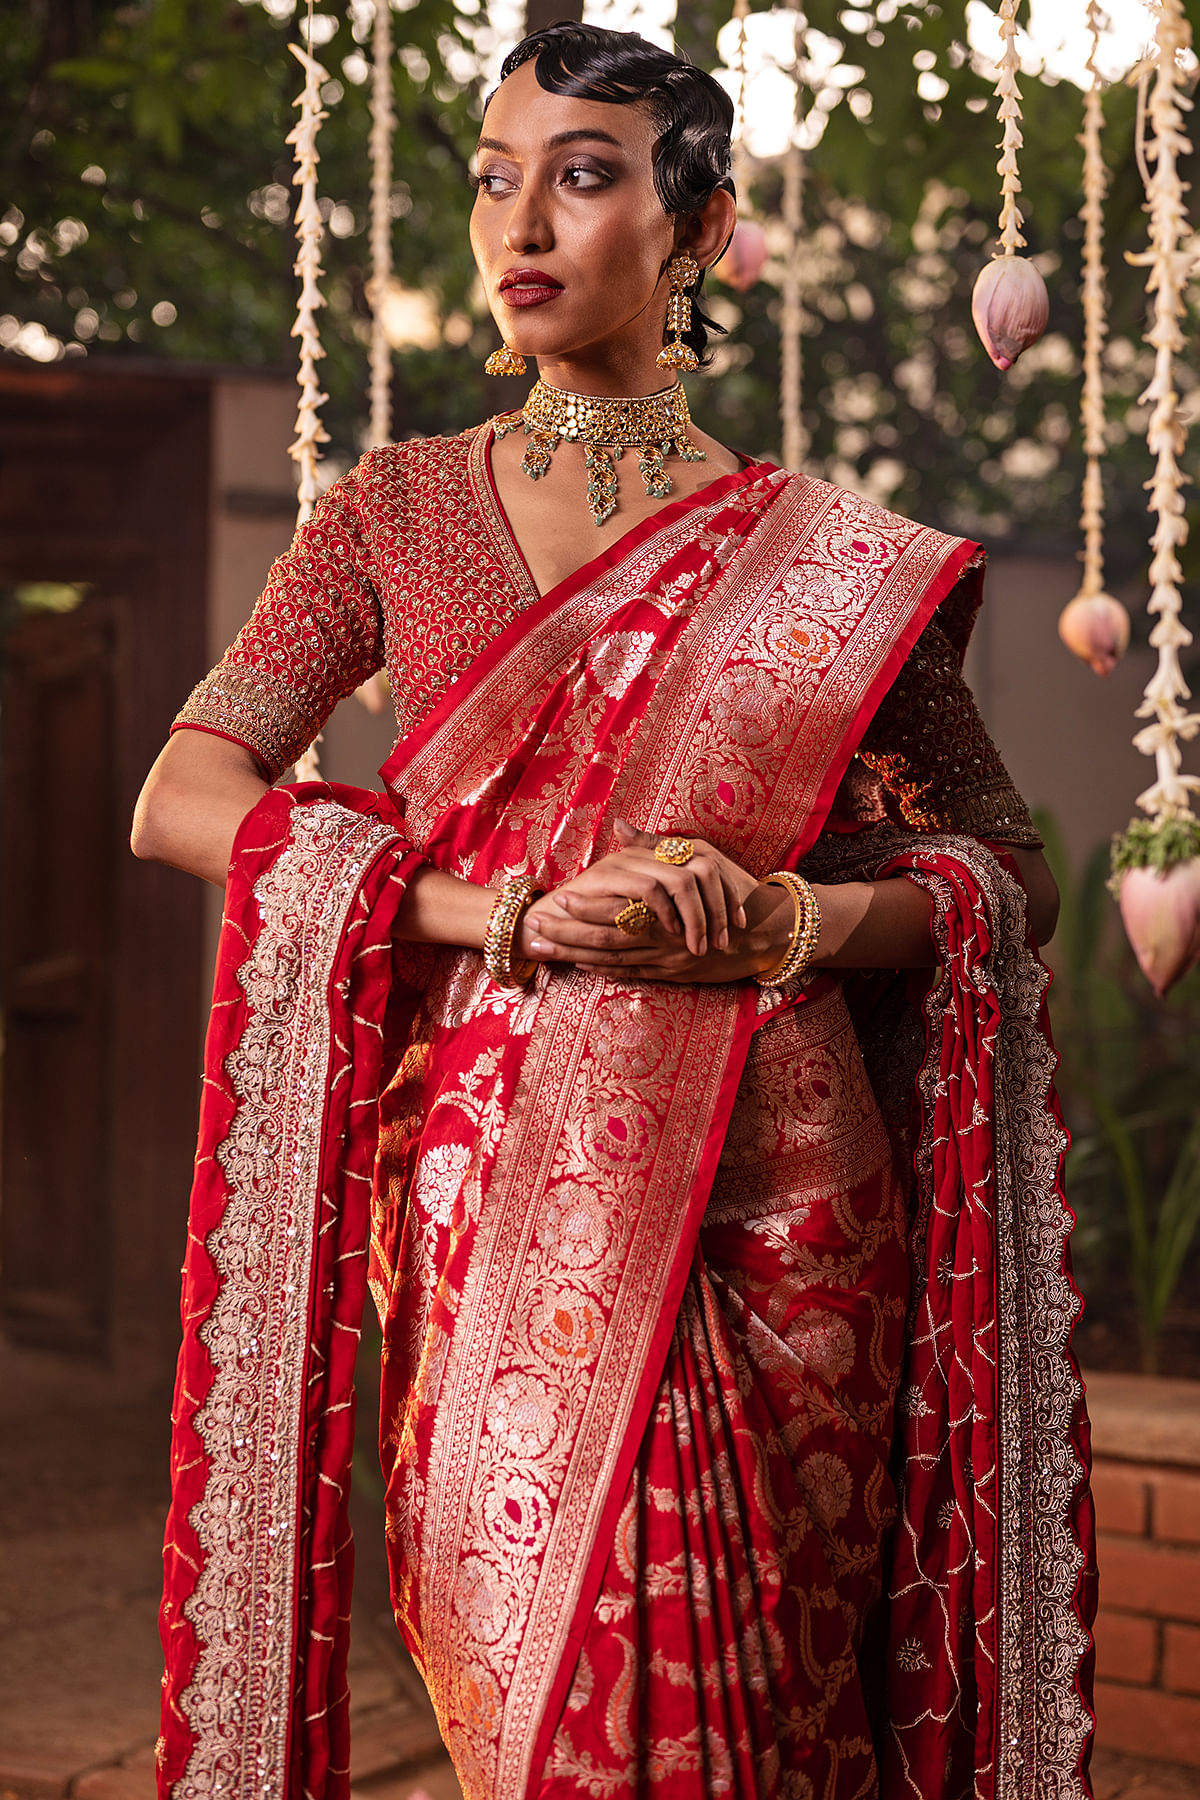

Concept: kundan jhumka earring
[[485, 344, 527, 376], [493, 380, 706, 527], [656, 251, 701, 373]]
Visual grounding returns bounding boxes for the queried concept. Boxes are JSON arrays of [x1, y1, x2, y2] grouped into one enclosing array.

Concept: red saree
[[157, 462, 1096, 1799]]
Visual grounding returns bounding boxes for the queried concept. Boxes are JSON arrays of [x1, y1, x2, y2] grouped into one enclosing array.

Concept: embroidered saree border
[[608, 478, 975, 870], [167, 799, 405, 1800], [913, 852, 1090, 1798], [874, 834, 1093, 1798], [412, 971, 754, 1798], [511, 983, 755, 1795]]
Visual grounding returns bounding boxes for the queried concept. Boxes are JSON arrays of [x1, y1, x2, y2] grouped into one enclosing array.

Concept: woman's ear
[[678, 188, 738, 272]]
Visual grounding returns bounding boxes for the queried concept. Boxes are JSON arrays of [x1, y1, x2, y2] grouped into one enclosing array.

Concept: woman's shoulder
[[345, 423, 485, 493], [317, 425, 489, 546]]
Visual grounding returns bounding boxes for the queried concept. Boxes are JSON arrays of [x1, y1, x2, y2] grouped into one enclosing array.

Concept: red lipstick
[[499, 267, 564, 308]]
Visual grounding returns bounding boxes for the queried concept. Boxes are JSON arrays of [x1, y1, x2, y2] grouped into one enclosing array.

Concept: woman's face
[[469, 61, 681, 377]]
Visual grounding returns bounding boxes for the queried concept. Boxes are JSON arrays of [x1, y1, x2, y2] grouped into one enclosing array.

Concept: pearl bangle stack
[[483, 876, 542, 989], [754, 872, 822, 989]]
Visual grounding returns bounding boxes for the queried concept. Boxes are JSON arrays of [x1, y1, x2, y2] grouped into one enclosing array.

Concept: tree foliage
[[3, 0, 1198, 581], [3, 0, 488, 449]]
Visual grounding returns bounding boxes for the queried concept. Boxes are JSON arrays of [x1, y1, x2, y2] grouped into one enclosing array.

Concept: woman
[[134, 24, 1095, 1800]]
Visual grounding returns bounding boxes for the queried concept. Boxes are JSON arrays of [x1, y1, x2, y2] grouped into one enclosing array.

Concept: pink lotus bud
[[971, 254, 1050, 370], [1119, 860, 1200, 997], [714, 220, 769, 293], [1057, 592, 1131, 677]]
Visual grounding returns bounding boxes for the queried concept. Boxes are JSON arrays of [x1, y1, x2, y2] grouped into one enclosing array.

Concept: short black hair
[[495, 22, 735, 365]]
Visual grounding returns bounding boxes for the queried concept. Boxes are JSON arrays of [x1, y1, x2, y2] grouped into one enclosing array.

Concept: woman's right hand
[[516, 821, 777, 978]]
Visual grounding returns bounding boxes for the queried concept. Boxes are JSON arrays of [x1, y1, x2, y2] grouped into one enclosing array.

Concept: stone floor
[[0, 1338, 450, 1800], [1, 1337, 1195, 1800]]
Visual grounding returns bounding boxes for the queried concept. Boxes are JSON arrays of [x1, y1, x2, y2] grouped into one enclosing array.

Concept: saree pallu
[[157, 467, 1096, 1799]]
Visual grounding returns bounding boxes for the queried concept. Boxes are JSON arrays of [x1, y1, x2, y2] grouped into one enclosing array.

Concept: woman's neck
[[534, 347, 675, 400]]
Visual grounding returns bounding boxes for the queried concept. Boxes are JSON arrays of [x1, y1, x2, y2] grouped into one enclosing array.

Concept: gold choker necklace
[[493, 379, 706, 527]]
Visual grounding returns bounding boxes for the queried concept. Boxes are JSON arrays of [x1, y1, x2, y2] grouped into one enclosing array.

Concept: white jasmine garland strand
[[995, 0, 1027, 256], [287, 31, 331, 783], [730, 0, 750, 199], [779, 2, 807, 471], [1127, 0, 1200, 823], [1077, 4, 1108, 600], [287, 38, 331, 528], [367, 0, 394, 450]]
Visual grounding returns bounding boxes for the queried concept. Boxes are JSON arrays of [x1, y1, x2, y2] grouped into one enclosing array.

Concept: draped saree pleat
[[157, 464, 1096, 1800], [541, 981, 910, 1798]]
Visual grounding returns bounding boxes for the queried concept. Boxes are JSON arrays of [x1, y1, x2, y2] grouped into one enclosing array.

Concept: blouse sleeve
[[171, 461, 385, 780], [856, 617, 1043, 847]]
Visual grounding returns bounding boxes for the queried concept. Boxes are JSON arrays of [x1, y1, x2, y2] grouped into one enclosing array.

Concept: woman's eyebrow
[[475, 128, 625, 156]]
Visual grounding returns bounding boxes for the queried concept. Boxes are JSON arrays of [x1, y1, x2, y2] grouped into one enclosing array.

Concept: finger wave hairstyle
[[496, 23, 736, 366]]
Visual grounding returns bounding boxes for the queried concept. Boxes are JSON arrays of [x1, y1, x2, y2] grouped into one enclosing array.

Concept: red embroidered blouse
[[172, 428, 1041, 848]]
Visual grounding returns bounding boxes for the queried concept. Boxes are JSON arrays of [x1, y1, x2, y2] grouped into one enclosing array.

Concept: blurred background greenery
[[5, 0, 1197, 565]]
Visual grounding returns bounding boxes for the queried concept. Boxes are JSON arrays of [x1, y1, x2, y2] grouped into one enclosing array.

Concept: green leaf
[[1111, 818, 1200, 888]]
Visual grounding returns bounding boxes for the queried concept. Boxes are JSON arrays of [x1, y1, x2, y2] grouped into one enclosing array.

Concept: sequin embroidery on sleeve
[[858, 619, 1043, 846], [173, 463, 385, 778]]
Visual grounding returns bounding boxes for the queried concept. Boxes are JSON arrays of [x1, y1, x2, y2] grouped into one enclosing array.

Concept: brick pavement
[[2, 1340, 1196, 1799]]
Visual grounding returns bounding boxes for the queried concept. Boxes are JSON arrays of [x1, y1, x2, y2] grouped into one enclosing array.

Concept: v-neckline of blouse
[[469, 421, 767, 614]]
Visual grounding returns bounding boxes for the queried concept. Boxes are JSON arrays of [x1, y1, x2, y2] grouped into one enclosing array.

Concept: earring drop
[[485, 345, 527, 377], [656, 252, 701, 373]]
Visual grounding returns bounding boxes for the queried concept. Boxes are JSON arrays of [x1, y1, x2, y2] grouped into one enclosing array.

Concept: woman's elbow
[[131, 764, 179, 864], [1009, 847, 1059, 945], [130, 731, 270, 885], [1030, 884, 1060, 946]]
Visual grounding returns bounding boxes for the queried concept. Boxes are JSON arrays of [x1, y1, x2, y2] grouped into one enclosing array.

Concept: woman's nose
[[502, 185, 551, 256]]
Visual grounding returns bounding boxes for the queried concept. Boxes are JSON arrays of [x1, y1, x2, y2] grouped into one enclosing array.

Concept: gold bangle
[[754, 872, 822, 988], [483, 876, 542, 989]]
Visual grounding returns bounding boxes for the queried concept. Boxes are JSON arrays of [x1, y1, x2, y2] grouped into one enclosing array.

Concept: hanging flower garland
[[287, 37, 331, 528], [714, 0, 768, 292], [730, 0, 750, 195], [367, 0, 393, 452], [779, 1, 807, 471], [971, 0, 1049, 371], [1111, 0, 1200, 996], [355, 0, 396, 721], [286, 28, 331, 782], [1058, 0, 1131, 678]]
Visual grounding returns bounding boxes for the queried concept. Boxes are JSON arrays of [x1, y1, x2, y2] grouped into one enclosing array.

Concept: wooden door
[[1, 595, 116, 1353]]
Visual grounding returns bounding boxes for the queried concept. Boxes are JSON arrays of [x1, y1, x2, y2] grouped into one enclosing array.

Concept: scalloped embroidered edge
[[176, 801, 398, 1800], [902, 839, 1091, 1799]]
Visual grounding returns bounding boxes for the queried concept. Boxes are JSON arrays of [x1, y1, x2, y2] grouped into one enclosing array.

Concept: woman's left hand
[[522, 822, 791, 984]]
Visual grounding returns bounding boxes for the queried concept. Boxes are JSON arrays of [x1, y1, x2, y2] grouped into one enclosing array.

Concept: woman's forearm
[[393, 864, 494, 949], [810, 877, 935, 969], [810, 843, 1059, 970], [133, 730, 500, 942], [134, 732, 501, 944]]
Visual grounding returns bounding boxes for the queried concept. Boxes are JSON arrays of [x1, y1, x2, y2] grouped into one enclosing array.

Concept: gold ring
[[614, 897, 654, 937], [654, 836, 694, 866]]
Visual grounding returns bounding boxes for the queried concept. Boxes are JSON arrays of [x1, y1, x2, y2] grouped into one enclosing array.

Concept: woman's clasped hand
[[519, 819, 795, 983]]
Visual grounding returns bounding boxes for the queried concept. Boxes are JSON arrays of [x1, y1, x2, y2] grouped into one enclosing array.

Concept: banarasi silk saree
[[159, 438, 1098, 1800]]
